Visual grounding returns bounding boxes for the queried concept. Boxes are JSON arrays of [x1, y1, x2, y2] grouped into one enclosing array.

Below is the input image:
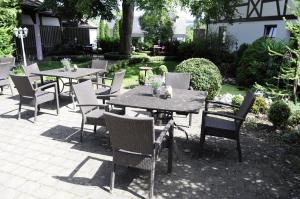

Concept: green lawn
[[219, 84, 247, 96], [17, 58, 246, 96]]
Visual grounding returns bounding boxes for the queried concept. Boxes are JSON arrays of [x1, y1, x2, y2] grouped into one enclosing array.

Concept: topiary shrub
[[156, 65, 168, 75], [251, 96, 268, 114], [288, 110, 300, 128], [128, 54, 150, 64], [268, 100, 291, 128], [175, 58, 222, 100], [232, 95, 244, 113]]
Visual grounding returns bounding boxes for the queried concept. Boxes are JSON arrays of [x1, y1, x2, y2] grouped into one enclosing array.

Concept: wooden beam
[[276, 0, 281, 16], [283, 0, 288, 15]]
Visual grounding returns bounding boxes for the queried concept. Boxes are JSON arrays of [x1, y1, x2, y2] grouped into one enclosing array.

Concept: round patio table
[[139, 66, 152, 85]]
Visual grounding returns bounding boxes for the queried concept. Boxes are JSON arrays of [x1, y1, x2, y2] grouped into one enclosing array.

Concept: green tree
[[113, 19, 120, 40], [0, 0, 20, 56], [255, 1, 300, 103], [98, 19, 106, 40], [105, 23, 110, 39], [139, 8, 176, 44]]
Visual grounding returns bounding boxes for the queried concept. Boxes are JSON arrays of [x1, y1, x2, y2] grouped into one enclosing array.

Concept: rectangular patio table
[[107, 86, 208, 172], [32, 68, 105, 108]]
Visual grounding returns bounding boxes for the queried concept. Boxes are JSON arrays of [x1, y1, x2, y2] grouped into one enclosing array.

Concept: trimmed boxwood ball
[[175, 58, 222, 100], [268, 100, 291, 128]]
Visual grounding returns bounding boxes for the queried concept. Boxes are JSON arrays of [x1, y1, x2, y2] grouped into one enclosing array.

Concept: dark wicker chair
[[10, 75, 59, 122], [79, 59, 108, 84], [72, 80, 124, 142], [0, 63, 14, 96], [104, 112, 174, 199], [165, 72, 193, 126], [200, 91, 256, 162], [96, 71, 125, 103], [23, 63, 56, 90], [0, 57, 15, 69]]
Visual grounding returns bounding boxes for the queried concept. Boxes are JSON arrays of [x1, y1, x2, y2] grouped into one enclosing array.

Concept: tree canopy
[[0, 0, 19, 56], [139, 8, 176, 44], [42, 0, 118, 23]]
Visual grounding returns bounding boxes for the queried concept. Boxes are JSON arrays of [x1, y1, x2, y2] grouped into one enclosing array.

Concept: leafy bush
[[175, 58, 222, 100], [148, 56, 177, 62], [268, 100, 291, 128], [156, 65, 168, 75], [232, 95, 244, 113], [232, 95, 268, 114], [0, 0, 19, 56], [139, 70, 153, 84], [288, 110, 300, 128], [104, 52, 130, 60], [251, 96, 268, 114], [128, 53, 150, 64], [236, 37, 289, 87], [98, 38, 120, 53]]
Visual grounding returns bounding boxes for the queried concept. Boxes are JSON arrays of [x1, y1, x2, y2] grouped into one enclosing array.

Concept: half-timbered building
[[208, 0, 297, 49]]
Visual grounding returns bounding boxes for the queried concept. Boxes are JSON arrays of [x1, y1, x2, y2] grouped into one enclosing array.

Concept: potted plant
[[149, 75, 162, 96]]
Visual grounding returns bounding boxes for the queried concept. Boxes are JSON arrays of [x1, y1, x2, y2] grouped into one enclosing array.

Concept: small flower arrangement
[[61, 58, 71, 71], [148, 75, 163, 96]]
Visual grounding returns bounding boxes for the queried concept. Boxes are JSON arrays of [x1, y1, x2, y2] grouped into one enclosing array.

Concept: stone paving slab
[[0, 87, 299, 199]]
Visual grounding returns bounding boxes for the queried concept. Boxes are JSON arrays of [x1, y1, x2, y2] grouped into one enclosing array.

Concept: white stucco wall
[[89, 29, 97, 45], [209, 19, 295, 47], [41, 17, 60, 26]]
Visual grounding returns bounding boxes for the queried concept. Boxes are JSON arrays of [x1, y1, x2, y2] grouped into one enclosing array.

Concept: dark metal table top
[[108, 86, 208, 114], [32, 68, 105, 79]]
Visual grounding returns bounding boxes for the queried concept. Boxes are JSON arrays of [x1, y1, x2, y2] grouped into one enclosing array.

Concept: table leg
[[56, 77, 61, 100], [144, 70, 147, 85], [168, 123, 174, 173], [69, 78, 75, 110], [40, 76, 44, 85], [96, 73, 99, 89]]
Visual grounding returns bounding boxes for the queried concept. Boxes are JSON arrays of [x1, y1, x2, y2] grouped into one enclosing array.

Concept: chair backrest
[[165, 72, 191, 90], [110, 71, 125, 94], [91, 60, 108, 71], [10, 75, 35, 97], [72, 80, 99, 115], [236, 91, 256, 121], [23, 63, 41, 82], [0, 57, 15, 69], [104, 112, 155, 155], [0, 64, 12, 80]]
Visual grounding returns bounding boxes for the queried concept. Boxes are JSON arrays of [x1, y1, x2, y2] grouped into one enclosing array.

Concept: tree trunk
[[120, 0, 134, 55]]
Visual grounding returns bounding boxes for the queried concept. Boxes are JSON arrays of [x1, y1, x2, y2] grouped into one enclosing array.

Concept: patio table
[[107, 86, 208, 172], [33, 68, 105, 108]]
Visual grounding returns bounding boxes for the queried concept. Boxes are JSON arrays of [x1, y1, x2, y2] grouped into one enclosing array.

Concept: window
[[264, 25, 277, 38]]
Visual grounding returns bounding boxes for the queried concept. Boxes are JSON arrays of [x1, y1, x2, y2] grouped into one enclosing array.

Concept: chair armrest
[[36, 82, 57, 90], [154, 120, 174, 146], [206, 100, 240, 108], [96, 94, 118, 98], [95, 83, 111, 88], [203, 111, 245, 121], [102, 77, 113, 80], [77, 104, 109, 110]]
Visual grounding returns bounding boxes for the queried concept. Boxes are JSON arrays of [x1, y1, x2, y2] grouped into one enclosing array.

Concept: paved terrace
[[0, 88, 299, 199]]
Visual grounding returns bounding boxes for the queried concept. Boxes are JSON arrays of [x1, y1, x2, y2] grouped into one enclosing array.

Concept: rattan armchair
[[200, 91, 256, 162], [10, 75, 59, 122], [165, 72, 193, 126], [0, 63, 14, 95], [23, 63, 57, 90], [72, 80, 124, 142], [79, 59, 108, 84], [96, 70, 125, 103], [104, 112, 174, 199]]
